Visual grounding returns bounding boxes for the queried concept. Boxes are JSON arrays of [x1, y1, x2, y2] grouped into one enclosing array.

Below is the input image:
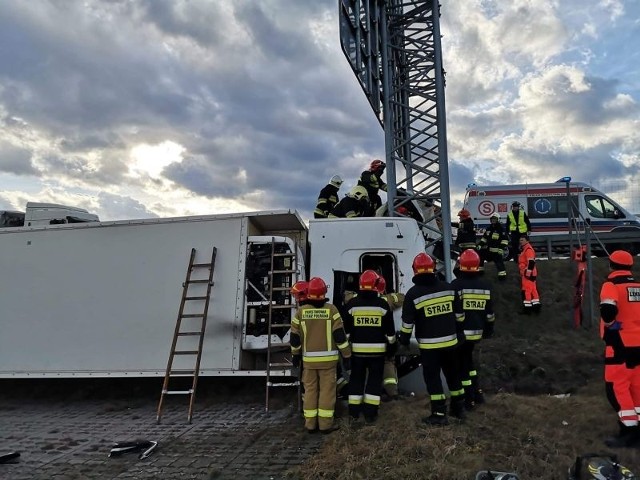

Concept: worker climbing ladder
[[264, 237, 301, 413], [156, 246, 217, 424]]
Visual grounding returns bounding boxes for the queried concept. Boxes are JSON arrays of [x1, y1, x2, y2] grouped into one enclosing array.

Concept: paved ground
[[0, 379, 323, 480]]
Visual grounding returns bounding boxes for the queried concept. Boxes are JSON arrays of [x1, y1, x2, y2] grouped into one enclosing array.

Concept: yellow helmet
[[349, 186, 369, 200]]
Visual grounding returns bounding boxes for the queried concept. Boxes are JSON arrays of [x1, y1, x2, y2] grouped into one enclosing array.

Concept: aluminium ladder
[[265, 237, 301, 413], [156, 246, 217, 424]]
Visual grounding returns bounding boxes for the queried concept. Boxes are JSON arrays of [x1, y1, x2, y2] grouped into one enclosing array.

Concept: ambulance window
[[360, 254, 397, 293], [584, 195, 620, 219], [602, 197, 624, 219]]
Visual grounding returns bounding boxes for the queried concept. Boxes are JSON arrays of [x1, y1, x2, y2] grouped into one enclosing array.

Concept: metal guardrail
[[529, 230, 640, 259]]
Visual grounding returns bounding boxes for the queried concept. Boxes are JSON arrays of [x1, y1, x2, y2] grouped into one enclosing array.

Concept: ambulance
[[463, 179, 640, 236]]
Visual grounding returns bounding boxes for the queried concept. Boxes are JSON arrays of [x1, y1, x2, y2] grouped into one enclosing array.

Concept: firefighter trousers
[[605, 359, 640, 427], [348, 355, 385, 420], [459, 340, 480, 397], [383, 357, 398, 397], [302, 366, 337, 431], [419, 346, 464, 415]]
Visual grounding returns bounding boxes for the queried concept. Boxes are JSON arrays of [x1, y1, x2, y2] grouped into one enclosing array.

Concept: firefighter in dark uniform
[[314, 175, 343, 218], [455, 209, 477, 252], [357, 159, 387, 216], [329, 186, 369, 218], [450, 249, 495, 410], [399, 253, 466, 425], [506, 201, 531, 261], [291, 277, 352, 434], [478, 213, 508, 279], [600, 250, 640, 447], [343, 270, 396, 423], [376, 276, 404, 400]]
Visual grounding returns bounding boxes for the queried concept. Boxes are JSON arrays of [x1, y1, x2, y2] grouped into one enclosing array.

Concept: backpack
[[568, 453, 635, 480]]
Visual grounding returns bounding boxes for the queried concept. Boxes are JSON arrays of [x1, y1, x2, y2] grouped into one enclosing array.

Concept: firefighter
[[450, 249, 495, 410], [376, 276, 404, 401], [518, 234, 540, 314], [343, 270, 396, 423], [313, 175, 343, 219], [399, 253, 466, 425], [290, 280, 309, 306], [329, 186, 369, 218], [506, 201, 531, 261], [290, 277, 352, 434], [600, 250, 640, 447], [478, 213, 508, 279], [455, 209, 477, 252], [357, 159, 387, 216]]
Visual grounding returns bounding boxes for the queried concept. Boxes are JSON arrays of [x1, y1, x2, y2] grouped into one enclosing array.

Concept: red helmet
[[610, 250, 633, 269], [376, 276, 386, 294], [459, 249, 481, 272], [307, 277, 328, 300], [458, 209, 471, 219], [412, 253, 436, 275], [359, 270, 381, 291], [290, 281, 309, 302], [369, 159, 386, 172]]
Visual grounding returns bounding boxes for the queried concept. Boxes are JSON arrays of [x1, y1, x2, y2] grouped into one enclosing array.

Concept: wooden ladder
[[265, 237, 301, 413], [156, 246, 217, 424]]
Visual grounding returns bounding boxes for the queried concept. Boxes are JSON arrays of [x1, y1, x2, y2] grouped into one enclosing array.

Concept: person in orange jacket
[[518, 234, 540, 314], [600, 250, 640, 447]]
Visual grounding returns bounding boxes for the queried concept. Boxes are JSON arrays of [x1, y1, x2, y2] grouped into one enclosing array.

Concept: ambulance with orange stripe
[[463, 180, 640, 236]]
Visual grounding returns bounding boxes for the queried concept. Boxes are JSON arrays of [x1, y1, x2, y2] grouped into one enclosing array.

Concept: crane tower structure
[[339, 0, 453, 279]]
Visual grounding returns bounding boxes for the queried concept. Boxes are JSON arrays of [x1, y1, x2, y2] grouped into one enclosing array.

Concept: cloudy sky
[[0, 0, 639, 221]]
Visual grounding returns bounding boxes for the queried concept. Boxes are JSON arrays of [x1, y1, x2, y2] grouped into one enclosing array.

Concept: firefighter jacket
[[313, 183, 340, 218], [358, 170, 387, 199], [518, 242, 537, 279], [479, 222, 509, 255], [329, 195, 367, 218], [507, 209, 531, 233], [291, 301, 352, 369], [600, 270, 640, 349], [400, 274, 464, 349], [382, 292, 405, 310], [455, 217, 477, 250], [450, 273, 494, 341], [343, 291, 396, 356]]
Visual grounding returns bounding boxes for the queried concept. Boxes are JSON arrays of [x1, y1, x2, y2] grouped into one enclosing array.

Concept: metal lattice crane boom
[[340, 0, 453, 280]]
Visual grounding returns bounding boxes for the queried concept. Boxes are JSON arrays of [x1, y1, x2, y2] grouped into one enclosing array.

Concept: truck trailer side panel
[[0, 217, 249, 377]]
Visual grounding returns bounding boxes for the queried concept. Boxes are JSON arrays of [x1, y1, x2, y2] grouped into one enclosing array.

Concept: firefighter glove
[[483, 323, 494, 339], [457, 332, 466, 346], [292, 355, 301, 368], [342, 356, 351, 373], [398, 331, 410, 347]]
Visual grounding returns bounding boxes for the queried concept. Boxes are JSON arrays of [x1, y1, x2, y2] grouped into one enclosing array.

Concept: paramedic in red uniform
[[600, 250, 640, 447]]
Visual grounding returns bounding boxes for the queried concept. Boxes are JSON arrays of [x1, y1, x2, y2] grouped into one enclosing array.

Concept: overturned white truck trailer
[[0, 206, 430, 380]]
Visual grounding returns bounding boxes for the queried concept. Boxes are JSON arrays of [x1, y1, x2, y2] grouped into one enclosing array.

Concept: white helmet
[[490, 213, 500, 221], [349, 185, 368, 200], [330, 175, 343, 188]]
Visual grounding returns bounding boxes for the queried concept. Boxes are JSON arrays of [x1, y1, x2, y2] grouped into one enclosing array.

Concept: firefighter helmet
[[376, 276, 386, 294], [307, 277, 328, 300], [490, 213, 500, 221], [412, 252, 436, 275], [290, 281, 309, 302], [459, 249, 481, 272], [330, 175, 343, 188], [458, 209, 471, 219], [359, 270, 381, 291], [349, 185, 369, 200], [610, 250, 634, 269], [567, 454, 635, 480], [369, 159, 386, 172]]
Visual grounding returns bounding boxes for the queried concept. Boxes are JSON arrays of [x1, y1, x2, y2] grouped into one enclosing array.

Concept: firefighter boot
[[450, 398, 466, 420], [604, 424, 640, 448], [471, 378, 485, 405], [423, 402, 448, 426]]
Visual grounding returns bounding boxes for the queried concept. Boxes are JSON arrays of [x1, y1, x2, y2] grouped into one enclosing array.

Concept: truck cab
[[23, 202, 99, 227]]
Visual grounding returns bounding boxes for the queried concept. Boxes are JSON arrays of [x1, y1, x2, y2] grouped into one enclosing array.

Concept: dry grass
[[286, 257, 640, 479]]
